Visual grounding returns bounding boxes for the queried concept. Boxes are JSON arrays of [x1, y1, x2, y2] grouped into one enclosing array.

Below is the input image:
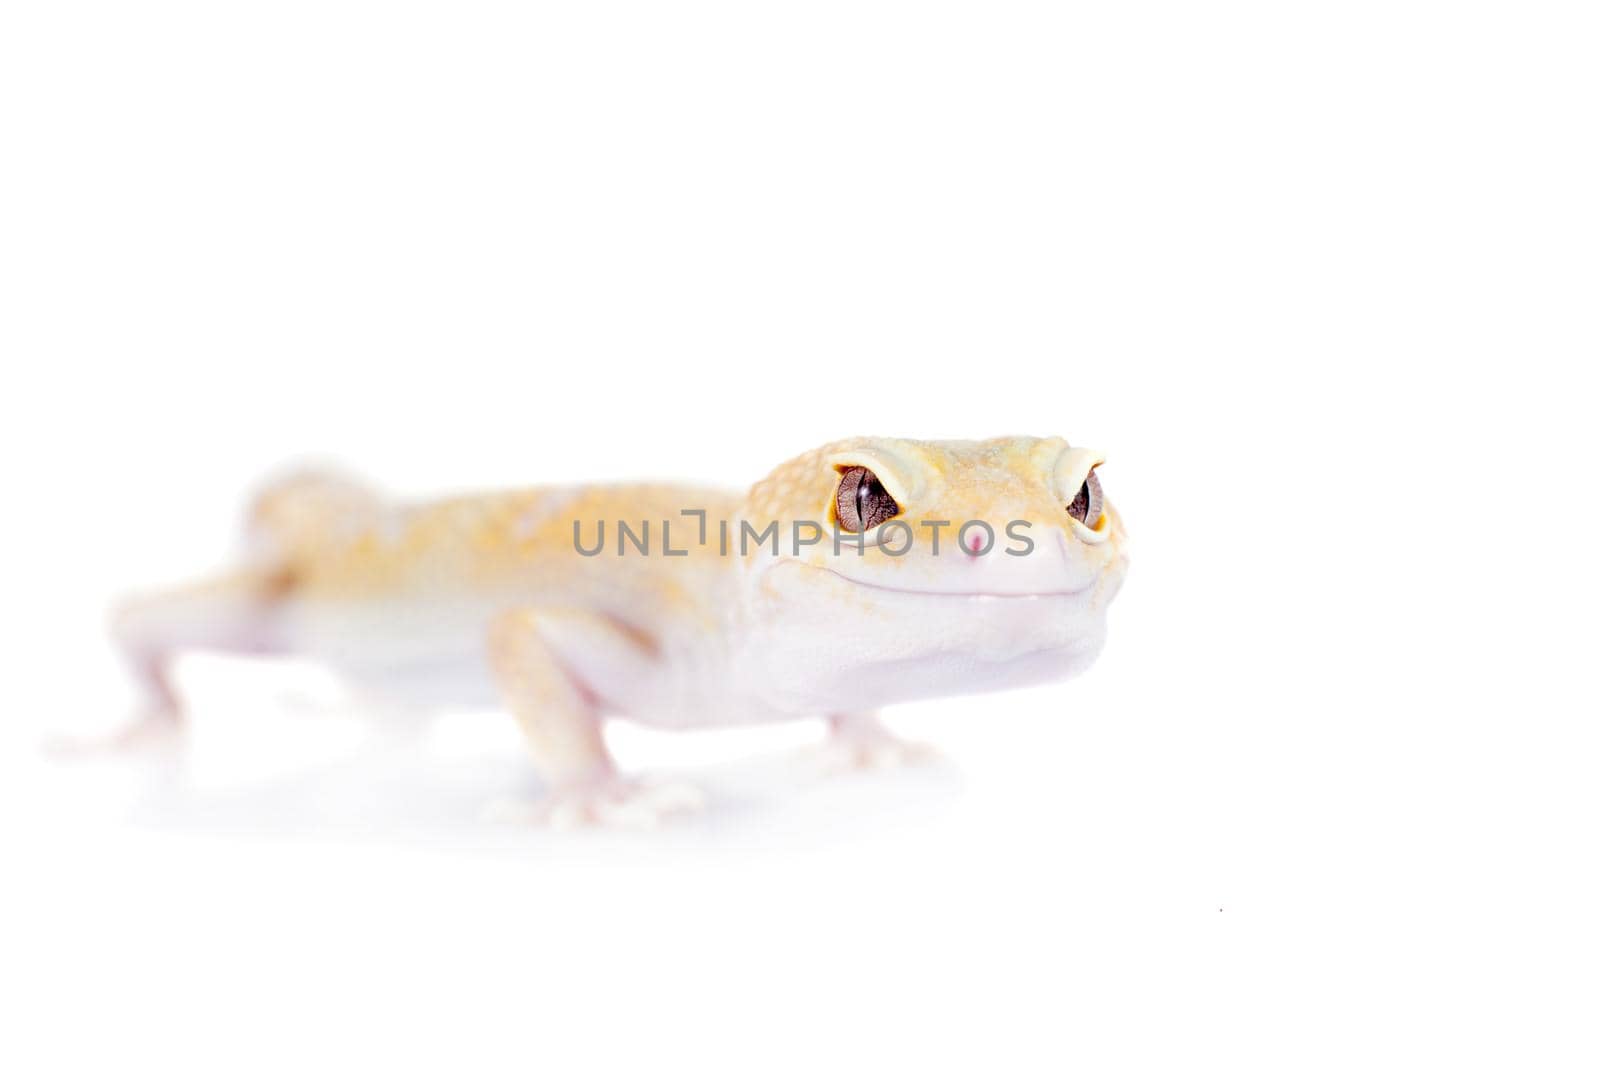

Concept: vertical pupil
[[837, 467, 896, 531]]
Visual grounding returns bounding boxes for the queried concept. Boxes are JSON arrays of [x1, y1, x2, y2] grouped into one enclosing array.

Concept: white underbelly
[[276, 594, 726, 721], [279, 596, 501, 706]]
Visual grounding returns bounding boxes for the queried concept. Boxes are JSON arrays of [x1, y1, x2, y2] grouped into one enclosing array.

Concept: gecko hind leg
[[62, 569, 293, 755], [485, 606, 702, 830]]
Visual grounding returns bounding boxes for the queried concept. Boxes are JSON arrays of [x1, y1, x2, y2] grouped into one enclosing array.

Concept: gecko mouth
[[814, 564, 1099, 600]]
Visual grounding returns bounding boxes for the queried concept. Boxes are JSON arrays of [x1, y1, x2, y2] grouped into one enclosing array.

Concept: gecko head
[[742, 436, 1129, 605]]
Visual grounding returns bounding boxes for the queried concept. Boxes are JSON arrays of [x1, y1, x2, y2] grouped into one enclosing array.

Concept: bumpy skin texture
[[112, 437, 1129, 826]]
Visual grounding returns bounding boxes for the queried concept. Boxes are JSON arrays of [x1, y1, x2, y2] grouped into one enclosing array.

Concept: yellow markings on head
[[741, 436, 1087, 569]]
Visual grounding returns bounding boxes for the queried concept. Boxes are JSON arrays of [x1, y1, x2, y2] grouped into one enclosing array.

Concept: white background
[[2, 2, 1596, 1063]]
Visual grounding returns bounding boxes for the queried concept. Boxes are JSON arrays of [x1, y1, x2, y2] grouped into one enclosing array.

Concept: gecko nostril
[[959, 526, 995, 557]]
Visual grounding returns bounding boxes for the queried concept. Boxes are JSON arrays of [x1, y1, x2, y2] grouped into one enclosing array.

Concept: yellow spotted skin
[[248, 437, 1125, 605], [258, 484, 730, 585]]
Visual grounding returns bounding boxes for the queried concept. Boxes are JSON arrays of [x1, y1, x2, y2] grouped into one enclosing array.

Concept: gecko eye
[[835, 466, 900, 533], [1066, 468, 1104, 529]]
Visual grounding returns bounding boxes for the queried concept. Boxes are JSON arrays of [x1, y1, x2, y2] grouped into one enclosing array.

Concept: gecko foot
[[483, 777, 705, 830], [820, 714, 941, 773], [43, 706, 184, 761]]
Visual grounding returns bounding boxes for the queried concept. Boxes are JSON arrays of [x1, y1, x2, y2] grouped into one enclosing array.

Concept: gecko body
[[115, 436, 1129, 825]]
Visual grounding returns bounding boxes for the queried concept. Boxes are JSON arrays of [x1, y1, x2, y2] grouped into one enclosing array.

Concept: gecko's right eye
[[835, 467, 900, 533]]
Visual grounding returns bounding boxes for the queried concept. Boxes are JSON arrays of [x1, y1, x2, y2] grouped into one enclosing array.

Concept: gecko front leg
[[486, 606, 702, 829], [823, 711, 940, 771]]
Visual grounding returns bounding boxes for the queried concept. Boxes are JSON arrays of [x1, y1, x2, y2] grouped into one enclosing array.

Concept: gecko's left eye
[[1066, 468, 1104, 529], [835, 467, 900, 533]]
